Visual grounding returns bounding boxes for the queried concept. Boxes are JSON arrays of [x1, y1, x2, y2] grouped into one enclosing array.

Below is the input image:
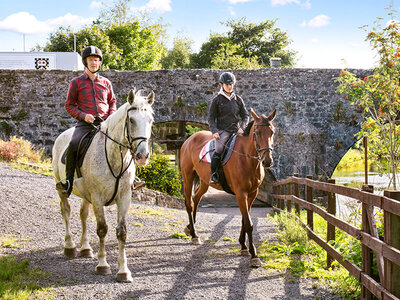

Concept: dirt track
[[0, 162, 342, 299]]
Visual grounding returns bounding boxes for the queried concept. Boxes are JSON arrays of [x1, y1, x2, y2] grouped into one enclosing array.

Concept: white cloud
[[271, 0, 310, 8], [89, 1, 103, 9], [228, 0, 253, 3], [0, 11, 94, 35], [311, 38, 319, 43], [132, 0, 172, 14], [0, 12, 51, 34], [47, 13, 94, 28], [228, 6, 236, 15], [301, 14, 331, 28]]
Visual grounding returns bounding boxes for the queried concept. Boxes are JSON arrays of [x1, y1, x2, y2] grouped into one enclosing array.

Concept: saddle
[[61, 126, 100, 178], [199, 135, 237, 195]]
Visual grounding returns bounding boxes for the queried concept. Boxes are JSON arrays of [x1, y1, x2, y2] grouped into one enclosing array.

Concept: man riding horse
[[56, 45, 146, 195], [208, 72, 249, 184]]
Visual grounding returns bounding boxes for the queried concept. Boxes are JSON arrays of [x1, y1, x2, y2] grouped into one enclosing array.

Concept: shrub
[[0, 136, 44, 162], [136, 154, 182, 198]]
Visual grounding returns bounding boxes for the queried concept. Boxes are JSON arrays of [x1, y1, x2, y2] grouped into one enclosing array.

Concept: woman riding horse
[[208, 72, 249, 184]]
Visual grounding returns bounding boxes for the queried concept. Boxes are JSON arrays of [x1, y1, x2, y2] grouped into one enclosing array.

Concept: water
[[331, 171, 392, 222]]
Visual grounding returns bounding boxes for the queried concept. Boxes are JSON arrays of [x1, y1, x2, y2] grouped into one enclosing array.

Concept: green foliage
[[259, 211, 361, 299], [170, 232, 190, 239], [0, 256, 48, 299], [42, 0, 165, 71], [336, 6, 400, 189], [136, 154, 182, 197], [161, 36, 193, 69], [191, 18, 296, 69]]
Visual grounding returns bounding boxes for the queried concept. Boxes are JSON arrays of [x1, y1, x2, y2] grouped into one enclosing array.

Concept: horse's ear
[[127, 89, 135, 105], [250, 108, 261, 122], [268, 109, 277, 121], [147, 91, 155, 105]]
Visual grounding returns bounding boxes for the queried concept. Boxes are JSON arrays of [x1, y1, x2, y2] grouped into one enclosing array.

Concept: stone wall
[[0, 68, 371, 183]]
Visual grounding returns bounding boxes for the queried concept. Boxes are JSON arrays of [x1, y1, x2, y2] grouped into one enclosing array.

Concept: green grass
[[259, 210, 361, 300], [0, 256, 50, 300]]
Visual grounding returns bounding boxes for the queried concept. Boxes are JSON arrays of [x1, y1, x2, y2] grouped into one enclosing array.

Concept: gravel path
[[0, 162, 342, 300]]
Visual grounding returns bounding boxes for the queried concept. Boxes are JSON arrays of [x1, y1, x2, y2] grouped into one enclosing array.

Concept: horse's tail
[[192, 171, 200, 195]]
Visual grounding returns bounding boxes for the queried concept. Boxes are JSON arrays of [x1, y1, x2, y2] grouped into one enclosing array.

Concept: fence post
[[287, 181, 292, 213], [383, 191, 400, 298], [326, 178, 336, 269], [294, 173, 300, 216], [361, 184, 374, 300], [306, 175, 313, 233], [279, 184, 284, 210]]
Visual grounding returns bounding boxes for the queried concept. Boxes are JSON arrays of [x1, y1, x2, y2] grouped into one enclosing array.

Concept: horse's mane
[[243, 115, 274, 136]]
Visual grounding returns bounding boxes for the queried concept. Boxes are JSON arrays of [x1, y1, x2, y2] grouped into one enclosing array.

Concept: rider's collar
[[218, 88, 235, 100]]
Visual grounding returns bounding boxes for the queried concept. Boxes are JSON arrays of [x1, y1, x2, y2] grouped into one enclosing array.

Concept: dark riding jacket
[[208, 92, 249, 134]]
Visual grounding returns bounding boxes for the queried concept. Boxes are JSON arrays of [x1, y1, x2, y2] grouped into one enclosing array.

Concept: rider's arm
[[65, 79, 86, 121]]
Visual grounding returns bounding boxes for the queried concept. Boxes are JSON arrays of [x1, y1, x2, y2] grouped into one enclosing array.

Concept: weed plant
[[259, 210, 361, 299], [0, 136, 52, 176]]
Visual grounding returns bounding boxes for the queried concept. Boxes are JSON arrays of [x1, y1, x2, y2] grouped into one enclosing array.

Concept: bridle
[[222, 121, 273, 164], [92, 106, 151, 206], [253, 123, 274, 162]]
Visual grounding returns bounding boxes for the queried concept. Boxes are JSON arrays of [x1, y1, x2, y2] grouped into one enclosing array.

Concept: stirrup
[[209, 173, 219, 185], [56, 179, 70, 193], [133, 180, 146, 190]]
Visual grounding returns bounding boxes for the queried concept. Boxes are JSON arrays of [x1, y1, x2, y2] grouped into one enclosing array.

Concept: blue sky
[[0, 0, 398, 68]]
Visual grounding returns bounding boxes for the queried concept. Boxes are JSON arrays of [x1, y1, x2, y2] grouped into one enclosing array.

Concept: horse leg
[[115, 198, 133, 283], [182, 170, 199, 242], [186, 179, 208, 245], [92, 204, 112, 275], [79, 199, 94, 258], [59, 191, 77, 258], [237, 191, 262, 268]]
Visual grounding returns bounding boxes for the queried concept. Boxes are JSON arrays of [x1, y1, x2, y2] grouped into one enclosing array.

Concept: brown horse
[[180, 108, 276, 267]]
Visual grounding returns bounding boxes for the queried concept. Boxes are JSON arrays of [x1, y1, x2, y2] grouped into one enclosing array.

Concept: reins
[[91, 106, 149, 206], [220, 122, 273, 163]]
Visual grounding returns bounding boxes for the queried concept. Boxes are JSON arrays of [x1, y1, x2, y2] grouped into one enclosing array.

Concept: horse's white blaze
[[52, 89, 154, 282]]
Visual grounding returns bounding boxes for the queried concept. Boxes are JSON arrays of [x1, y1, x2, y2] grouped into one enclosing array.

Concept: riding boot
[[56, 147, 76, 196], [210, 152, 221, 185]]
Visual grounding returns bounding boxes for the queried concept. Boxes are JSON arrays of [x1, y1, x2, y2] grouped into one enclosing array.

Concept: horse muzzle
[[134, 151, 149, 166]]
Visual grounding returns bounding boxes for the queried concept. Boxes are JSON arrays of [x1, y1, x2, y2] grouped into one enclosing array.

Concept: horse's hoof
[[184, 226, 190, 236], [116, 272, 133, 283], [191, 237, 202, 245], [240, 249, 250, 256], [80, 248, 94, 258], [250, 258, 262, 268], [64, 247, 77, 259], [96, 266, 112, 275]]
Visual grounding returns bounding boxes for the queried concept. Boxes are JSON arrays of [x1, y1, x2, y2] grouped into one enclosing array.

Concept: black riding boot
[[56, 148, 76, 196], [210, 152, 221, 185]]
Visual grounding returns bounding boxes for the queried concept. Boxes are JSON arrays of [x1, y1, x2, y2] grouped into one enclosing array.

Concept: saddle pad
[[199, 135, 237, 165]]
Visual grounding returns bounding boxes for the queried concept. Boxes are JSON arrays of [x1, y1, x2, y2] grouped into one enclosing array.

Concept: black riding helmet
[[81, 46, 103, 72], [219, 72, 236, 85]]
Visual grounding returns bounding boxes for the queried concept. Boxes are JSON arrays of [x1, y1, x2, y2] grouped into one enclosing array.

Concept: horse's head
[[126, 89, 154, 166], [250, 108, 276, 168]]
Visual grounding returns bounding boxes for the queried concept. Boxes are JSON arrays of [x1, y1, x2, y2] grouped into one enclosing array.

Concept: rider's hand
[[213, 132, 220, 140], [84, 114, 95, 124], [237, 128, 244, 135]]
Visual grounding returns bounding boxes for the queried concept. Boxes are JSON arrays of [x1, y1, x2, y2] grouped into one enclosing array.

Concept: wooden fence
[[272, 174, 400, 300]]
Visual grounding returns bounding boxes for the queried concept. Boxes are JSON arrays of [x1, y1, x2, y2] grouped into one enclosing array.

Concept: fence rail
[[272, 174, 400, 300]]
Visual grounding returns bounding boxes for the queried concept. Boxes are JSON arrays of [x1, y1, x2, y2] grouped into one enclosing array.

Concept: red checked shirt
[[65, 73, 117, 122]]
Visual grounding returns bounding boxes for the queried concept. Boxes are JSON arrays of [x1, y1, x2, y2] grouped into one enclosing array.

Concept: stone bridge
[[0, 68, 370, 186]]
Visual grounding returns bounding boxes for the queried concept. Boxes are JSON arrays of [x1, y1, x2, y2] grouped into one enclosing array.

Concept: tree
[[161, 36, 193, 69], [336, 8, 400, 189], [41, 0, 166, 71], [191, 18, 296, 69], [43, 25, 121, 70], [210, 43, 261, 69]]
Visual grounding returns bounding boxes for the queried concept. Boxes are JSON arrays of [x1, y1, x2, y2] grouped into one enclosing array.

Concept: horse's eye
[[130, 118, 136, 126]]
